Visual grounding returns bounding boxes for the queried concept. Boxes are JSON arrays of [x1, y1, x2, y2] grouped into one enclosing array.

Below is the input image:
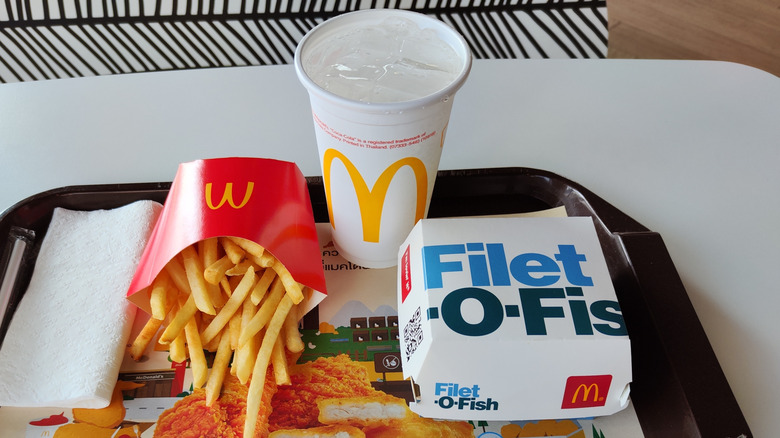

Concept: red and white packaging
[[398, 217, 631, 421], [126, 157, 327, 315]]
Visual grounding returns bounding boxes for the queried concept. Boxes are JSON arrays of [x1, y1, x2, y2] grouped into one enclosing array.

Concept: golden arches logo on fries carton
[[125, 157, 327, 438]]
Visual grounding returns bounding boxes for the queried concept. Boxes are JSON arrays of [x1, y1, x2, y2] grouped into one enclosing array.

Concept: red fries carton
[[126, 157, 327, 315]]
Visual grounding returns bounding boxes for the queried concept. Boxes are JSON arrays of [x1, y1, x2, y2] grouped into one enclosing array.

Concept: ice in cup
[[294, 9, 472, 268]]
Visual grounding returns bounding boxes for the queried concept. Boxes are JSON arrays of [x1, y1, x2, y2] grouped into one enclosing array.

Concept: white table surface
[[1, 59, 778, 436]]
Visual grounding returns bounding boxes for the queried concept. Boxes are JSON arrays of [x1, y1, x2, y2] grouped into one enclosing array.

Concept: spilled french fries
[[128, 236, 310, 438]]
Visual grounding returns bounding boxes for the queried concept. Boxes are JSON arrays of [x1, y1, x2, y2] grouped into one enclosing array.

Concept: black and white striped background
[[0, 0, 608, 83]]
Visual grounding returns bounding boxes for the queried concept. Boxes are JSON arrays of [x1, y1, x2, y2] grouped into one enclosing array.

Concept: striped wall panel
[[0, 0, 608, 83]]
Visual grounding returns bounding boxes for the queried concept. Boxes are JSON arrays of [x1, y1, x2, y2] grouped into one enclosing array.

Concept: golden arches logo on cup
[[322, 148, 428, 243], [204, 182, 255, 210]]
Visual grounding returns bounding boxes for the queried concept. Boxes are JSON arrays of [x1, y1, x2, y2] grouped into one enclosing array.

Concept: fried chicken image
[[268, 355, 379, 431], [269, 355, 472, 437], [361, 415, 474, 438], [154, 373, 277, 438], [152, 355, 472, 437], [317, 395, 414, 427], [268, 424, 366, 438], [315, 393, 472, 437]]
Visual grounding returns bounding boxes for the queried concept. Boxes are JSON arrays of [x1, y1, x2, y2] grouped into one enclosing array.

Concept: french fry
[[205, 255, 234, 285], [220, 277, 232, 296], [228, 236, 265, 258], [238, 277, 285, 348], [248, 251, 276, 268], [184, 315, 208, 388], [250, 268, 276, 305], [219, 237, 245, 264], [205, 331, 233, 406], [228, 305, 243, 350], [271, 337, 291, 385], [282, 306, 305, 354], [199, 237, 219, 268], [181, 246, 216, 315], [235, 328, 262, 384], [165, 298, 186, 360], [158, 294, 197, 344], [128, 315, 164, 360], [271, 259, 304, 304], [163, 296, 188, 363], [129, 276, 179, 361], [244, 294, 295, 438], [203, 329, 222, 353], [201, 238, 227, 308], [228, 236, 275, 268], [169, 328, 187, 363], [201, 266, 256, 345], [210, 283, 227, 309], [234, 295, 259, 383], [149, 270, 172, 320], [164, 256, 190, 295], [243, 346, 272, 438], [225, 259, 256, 276]]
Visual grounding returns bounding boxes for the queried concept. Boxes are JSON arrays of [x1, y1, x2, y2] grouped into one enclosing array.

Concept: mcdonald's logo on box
[[561, 375, 612, 409]]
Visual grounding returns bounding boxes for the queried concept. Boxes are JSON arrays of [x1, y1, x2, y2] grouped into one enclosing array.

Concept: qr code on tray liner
[[403, 307, 423, 361]]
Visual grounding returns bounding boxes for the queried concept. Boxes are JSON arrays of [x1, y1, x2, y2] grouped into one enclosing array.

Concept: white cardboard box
[[397, 217, 632, 421]]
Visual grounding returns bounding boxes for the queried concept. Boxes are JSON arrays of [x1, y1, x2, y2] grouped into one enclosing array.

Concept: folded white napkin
[[0, 200, 162, 408]]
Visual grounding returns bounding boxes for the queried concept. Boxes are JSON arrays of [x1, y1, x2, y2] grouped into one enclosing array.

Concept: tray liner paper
[[126, 157, 327, 315], [0, 206, 646, 437], [0, 200, 162, 408]]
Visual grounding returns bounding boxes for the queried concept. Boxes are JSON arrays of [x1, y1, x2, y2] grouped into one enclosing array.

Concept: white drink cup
[[295, 9, 472, 268]]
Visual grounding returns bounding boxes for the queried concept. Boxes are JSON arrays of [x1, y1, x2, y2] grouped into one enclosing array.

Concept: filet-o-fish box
[[398, 216, 632, 421]]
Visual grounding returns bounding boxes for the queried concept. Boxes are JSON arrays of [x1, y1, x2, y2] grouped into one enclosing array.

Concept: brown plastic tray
[[0, 167, 751, 437]]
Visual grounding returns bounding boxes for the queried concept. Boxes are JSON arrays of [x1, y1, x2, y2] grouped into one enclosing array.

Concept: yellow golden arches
[[205, 182, 255, 210], [322, 148, 428, 243], [571, 383, 600, 404]]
